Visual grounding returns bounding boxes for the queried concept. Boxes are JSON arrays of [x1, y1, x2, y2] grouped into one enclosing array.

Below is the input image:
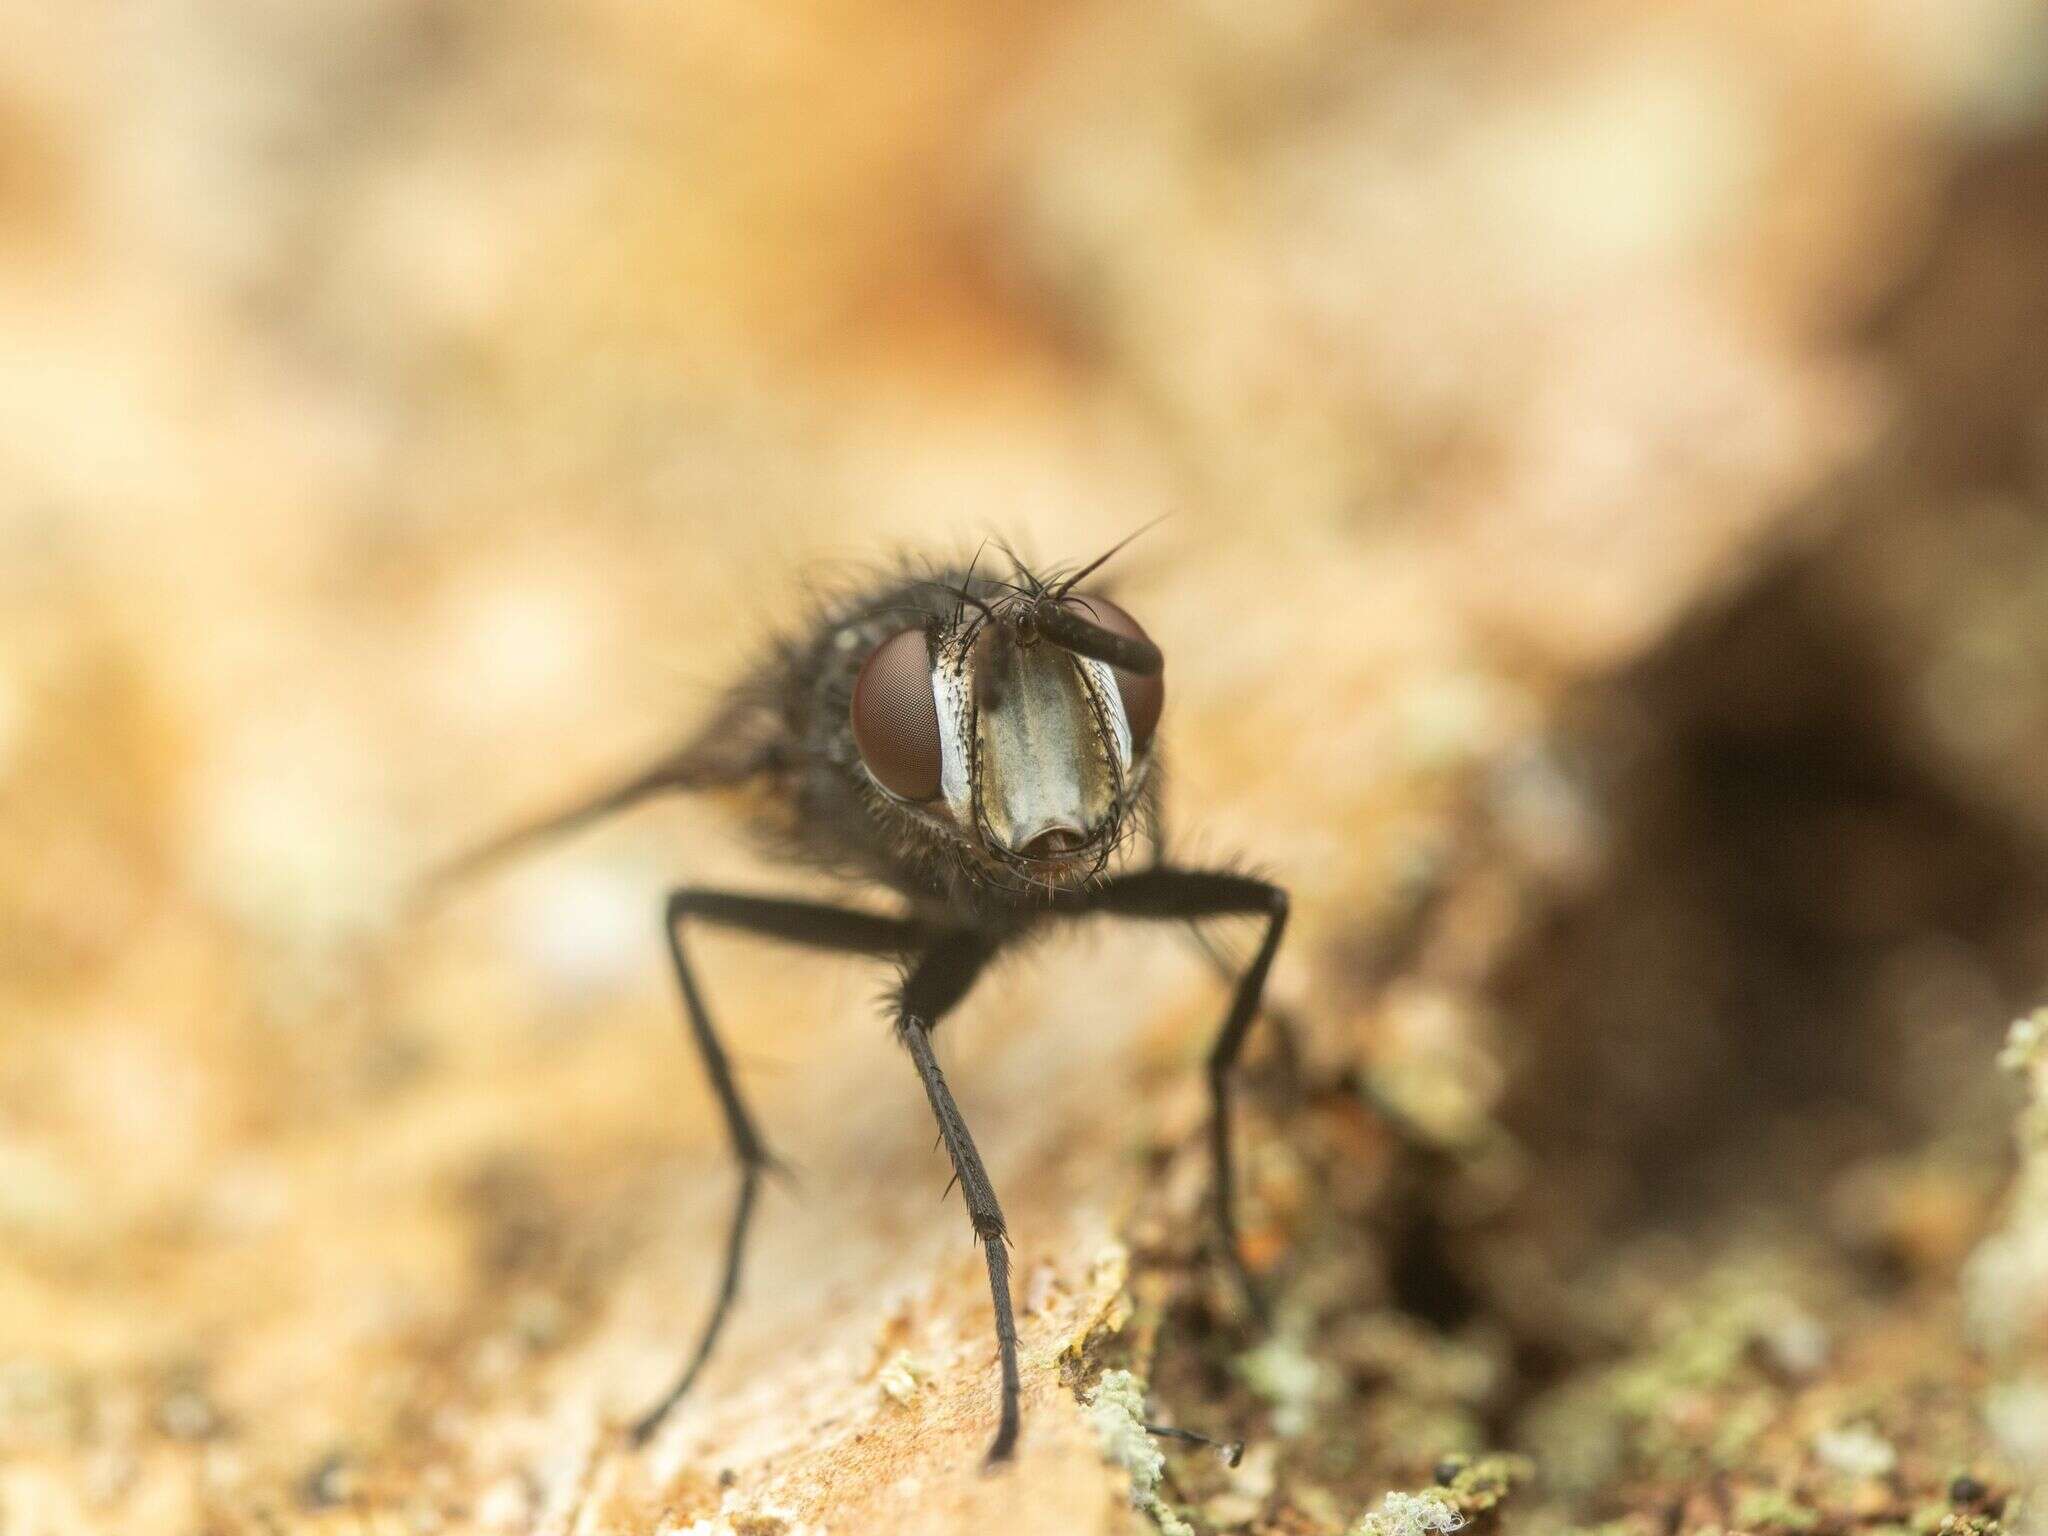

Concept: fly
[[431, 540, 1288, 1466]]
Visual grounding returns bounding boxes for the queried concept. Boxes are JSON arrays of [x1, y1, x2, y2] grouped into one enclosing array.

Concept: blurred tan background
[[6, 2, 2048, 1533]]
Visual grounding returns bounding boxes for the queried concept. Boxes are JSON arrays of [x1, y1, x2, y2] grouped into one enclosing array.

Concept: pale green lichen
[[1998, 1010, 2048, 1077], [1703, 1388, 1775, 1467], [1967, 1011, 2048, 1356], [1917, 1514, 2006, 1536], [1349, 1490, 1467, 1536], [1984, 1377, 2048, 1468], [1522, 1267, 1828, 1492], [1813, 1423, 1898, 1479], [1612, 1286, 1826, 1415], [1373, 1398, 1487, 1464], [1436, 1455, 1535, 1515], [1085, 1369, 1193, 1536], [1346, 1457, 1532, 1536], [875, 1351, 928, 1407], [1732, 1489, 1821, 1532], [1967, 1011, 2048, 1526], [1235, 1327, 1341, 1438]]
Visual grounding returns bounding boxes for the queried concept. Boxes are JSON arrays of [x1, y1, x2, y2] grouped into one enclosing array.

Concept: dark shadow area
[[1495, 568, 2048, 1254], [1491, 125, 2048, 1268]]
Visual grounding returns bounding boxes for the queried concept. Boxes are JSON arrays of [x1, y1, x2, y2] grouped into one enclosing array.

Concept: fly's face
[[850, 592, 1163, 889]]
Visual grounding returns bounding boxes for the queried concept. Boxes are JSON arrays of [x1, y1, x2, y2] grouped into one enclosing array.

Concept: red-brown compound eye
[[1068, 594, 1164, 752], [851, 627, 943, 801]]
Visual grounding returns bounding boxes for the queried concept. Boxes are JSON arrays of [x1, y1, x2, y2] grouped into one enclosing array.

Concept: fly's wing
[[417, 684, 788, 900]]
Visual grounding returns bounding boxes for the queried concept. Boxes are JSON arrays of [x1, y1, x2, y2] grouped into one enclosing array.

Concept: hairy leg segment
[[631, 890, 923, 1445], [893, 934, 1010, 1461], [628, 870, 1285, 1464], [1083, 868, 1289, 1319]]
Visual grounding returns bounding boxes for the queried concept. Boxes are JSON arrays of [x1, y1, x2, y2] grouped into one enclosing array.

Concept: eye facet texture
[[852, 627, 944, 801]]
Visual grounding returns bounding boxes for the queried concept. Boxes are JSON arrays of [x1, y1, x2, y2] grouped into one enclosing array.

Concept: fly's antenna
[[1033, 599, 1162, 675], [999, 519, 1168, 675]]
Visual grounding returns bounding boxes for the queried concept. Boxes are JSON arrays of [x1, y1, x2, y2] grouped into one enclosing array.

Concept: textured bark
[[2, 4, 2045, 1533]]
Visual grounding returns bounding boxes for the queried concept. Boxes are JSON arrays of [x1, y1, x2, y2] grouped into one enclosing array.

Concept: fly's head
[[848, 565, 1164, 894]]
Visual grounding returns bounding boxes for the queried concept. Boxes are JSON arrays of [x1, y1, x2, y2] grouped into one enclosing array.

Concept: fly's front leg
[[1148, 807, 1301, 1091], [1084, 869, 1289, 1319], [893, 933, 1019, 1464], [631, 891, 922, 1446]]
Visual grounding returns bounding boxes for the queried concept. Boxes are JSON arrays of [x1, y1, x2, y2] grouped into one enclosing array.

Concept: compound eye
[[852, 627, 943, 801], [1068, 594, 1163, 752]]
